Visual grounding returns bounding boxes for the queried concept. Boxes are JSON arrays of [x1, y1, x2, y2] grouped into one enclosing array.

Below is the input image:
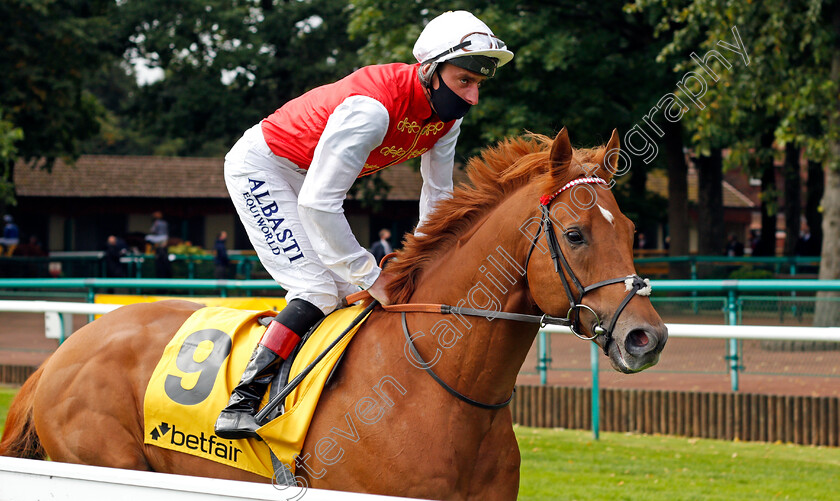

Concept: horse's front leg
[[467, 412, 520, 500]]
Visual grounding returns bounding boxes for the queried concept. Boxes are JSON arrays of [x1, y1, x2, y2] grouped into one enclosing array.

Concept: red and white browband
[[539, 177, 607, 206]]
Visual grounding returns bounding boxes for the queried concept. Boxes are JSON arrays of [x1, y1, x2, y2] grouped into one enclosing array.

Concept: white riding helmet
[[413, 11, 514, 87]]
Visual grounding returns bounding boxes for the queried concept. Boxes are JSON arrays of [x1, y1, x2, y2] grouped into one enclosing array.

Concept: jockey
[[216, 10, 514, 440]]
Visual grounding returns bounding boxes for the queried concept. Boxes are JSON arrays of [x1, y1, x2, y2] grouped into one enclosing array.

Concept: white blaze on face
[[597, 204, 614, 225]]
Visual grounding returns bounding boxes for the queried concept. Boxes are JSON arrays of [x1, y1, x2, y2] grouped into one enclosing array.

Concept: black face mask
[[429, 71, 471, 122]]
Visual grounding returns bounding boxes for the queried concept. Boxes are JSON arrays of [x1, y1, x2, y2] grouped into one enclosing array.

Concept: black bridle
[[402, 176, 652, 409], [525, 181, 652, 354]]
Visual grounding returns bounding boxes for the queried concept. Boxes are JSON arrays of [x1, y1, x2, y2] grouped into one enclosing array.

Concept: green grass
[[0, 386, 17, 432], [1, 387, 837, 499], [516, 426, 840, 500]]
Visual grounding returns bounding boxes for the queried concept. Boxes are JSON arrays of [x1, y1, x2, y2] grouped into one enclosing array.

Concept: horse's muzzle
[[607, 322, 668, 374]]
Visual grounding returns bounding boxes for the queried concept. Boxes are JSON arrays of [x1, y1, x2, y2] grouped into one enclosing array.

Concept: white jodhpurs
[[224, 124, 359, 315]]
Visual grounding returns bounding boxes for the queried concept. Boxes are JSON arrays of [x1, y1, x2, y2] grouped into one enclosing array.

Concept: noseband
[[524, 176, 652, 355]]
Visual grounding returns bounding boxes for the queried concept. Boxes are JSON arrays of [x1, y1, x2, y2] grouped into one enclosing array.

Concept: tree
[[817, 1, 840, 326], [783, 142, 802, 255], [111, 0, 365, 157], [0, 0, 118, 177], [695, 149, 724, 255], [0, 110, 23, 207], [634, 0, 840, 324], [662, 119, 691, 274], [752, 133, 779, 257], [348, 0, 675, 241], [805, 159, 825, 250], [84, 1, 685, 237]]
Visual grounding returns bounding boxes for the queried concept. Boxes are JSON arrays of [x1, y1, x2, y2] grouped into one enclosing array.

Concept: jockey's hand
[[367, 269, 395, 306]]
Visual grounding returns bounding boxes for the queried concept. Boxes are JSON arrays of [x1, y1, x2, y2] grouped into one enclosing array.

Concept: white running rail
[[2, 300, 839, 342], [0, 456, 422, 501], [542, 322, 840, 341], [0, 300, 121, 340], [0, 300, 119, 315]]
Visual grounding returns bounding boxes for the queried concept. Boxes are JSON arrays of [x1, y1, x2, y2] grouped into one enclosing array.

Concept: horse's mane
[[385, 133, 607, 304]]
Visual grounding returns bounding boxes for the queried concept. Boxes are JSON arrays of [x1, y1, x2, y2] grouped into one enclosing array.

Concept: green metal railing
[[0, 254, 823, 280], [0, 254, 265, 280], [0, 278, 283, 303], [634, 255, 821, 279], [650, 278, 838, 293], [0, 275, 836, 311]]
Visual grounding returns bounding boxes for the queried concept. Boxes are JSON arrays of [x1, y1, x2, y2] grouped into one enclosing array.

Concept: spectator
[[0, 215, 20, 256], [748, 228, 761, 255], [214, 231, 231, 279], [635, 232, 648, 250], [145, 211, 169, 249], [143, 211, 172, 278], [369, 228, 393, 266], [794, 224, 820, 256], [154, 246, 173, 278], [105, 235, 128, 277], [725, 233, 745, 257], [14, 235, 47, 257]]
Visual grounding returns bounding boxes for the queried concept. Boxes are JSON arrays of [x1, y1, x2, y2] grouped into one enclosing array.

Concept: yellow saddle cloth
[[143, 303, 371, 478]]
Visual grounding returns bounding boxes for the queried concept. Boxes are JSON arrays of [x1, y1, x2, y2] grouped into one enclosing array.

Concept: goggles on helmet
[[460, 32, 507, 52], [421, 32, 507, 66], [420, 35, 507, 82]]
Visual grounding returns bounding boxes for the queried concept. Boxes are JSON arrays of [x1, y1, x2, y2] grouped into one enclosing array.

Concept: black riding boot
[[214, 343, 281, 440], [214, 298, 324, 440]]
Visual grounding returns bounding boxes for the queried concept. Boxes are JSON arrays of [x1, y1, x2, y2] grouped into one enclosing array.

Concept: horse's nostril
[[632, 331, 648, 346], [625, 329, 653, 355]]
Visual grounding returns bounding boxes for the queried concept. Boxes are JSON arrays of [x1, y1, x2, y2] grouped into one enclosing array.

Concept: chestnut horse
[[1, 128, 666, 500]]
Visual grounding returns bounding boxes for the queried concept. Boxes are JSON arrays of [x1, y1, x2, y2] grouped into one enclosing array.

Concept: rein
[[401, 312, 513, 410], [379, 302, 570, 326]]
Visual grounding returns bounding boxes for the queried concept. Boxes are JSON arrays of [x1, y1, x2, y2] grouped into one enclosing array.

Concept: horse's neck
[[408, 202, 540, 405]]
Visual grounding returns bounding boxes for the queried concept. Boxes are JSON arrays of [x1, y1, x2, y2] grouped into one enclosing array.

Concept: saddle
[[143, 303, 372, 479], [263, 289, 378, 422]]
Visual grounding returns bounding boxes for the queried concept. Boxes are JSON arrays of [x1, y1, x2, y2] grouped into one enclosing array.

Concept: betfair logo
[[150, 421, 243, 462]]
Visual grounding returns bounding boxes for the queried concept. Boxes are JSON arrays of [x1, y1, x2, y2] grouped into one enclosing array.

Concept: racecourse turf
[[0, 386, 15, 432], [515, 426, 839, 500], [1, 386, 837, 499]]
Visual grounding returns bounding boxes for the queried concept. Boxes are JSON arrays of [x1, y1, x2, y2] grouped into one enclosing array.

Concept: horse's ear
[[549, 127, 573, 178], [601, 128, 620, 181]]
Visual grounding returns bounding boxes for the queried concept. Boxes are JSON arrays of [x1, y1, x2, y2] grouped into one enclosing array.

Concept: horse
[[1, 128, 667, 500]]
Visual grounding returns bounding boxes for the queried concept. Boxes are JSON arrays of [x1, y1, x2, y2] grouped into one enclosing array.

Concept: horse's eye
[[565, 230, 585, 245]]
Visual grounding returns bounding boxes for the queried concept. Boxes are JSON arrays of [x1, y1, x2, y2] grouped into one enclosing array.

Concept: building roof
[[16, 156, 228, 199], [15, 155, 469, 201], [16, 154, 752, 207]]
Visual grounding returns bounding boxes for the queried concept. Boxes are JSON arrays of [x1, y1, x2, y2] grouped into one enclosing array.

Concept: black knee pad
[[272, 298, 325, 335]]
